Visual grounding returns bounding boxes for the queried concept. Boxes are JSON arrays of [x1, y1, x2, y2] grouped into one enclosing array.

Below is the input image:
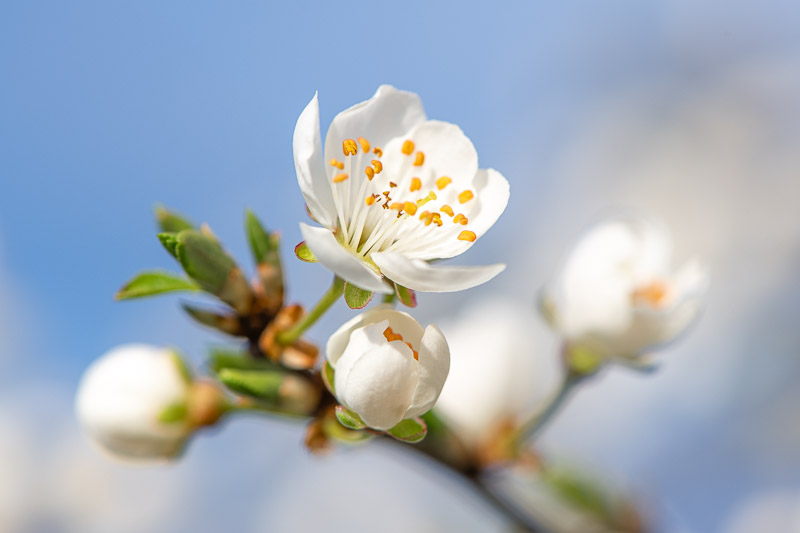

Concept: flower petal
[[300, 223, 393, 294], [293, 93, 336, 229], [335, 323, 419, 431], [324, 85, 426, 165], [372, 251, 505, 293], [405, 324, 450, 418], [326, 306, 424, 366]]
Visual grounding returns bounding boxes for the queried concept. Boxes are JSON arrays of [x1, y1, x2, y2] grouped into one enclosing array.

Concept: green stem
[[276, 276, 344, 345], [519, 370, 584, 442]]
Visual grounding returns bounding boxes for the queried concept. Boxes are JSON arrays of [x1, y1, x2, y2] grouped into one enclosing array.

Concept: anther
[[458, 190, 474, 204], [371, 160, 383, 173], [453, 213, 468, 225], [373, 147, 383, 157], [419, 211, 434, 226], [357, 137, 370, 153], [365, 195, 376, 206], [632, 281, 668, 306], [343, 139, 358, 156], [383, 326, 403, 343], [402, 140, 415, 155], [410, 177, 422, 192], [389, 181, 397, 188], [329, 158, 344, 170], [390, 202, 404, 211], [436, 177, 452, 190], [432, 213, 443, 227], [440, 205, 454, 217], [403, 202, 417, 215], [365, 166, 375, 180], [458, 230, 477, 242], [333, 173, 349, 183], [413, 152, 425, 166]]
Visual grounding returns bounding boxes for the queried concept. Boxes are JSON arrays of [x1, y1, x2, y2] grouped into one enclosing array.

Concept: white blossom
[[75, 344, 192, 461], [543, 215, 708, 360], [327, 307, 449, 430], [294, 85, 509, 294]]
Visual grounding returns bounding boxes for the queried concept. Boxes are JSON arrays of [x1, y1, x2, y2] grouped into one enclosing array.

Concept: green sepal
[[174, 230, 253, 314], [218, 368, 284, 402], [181, 303, 243, 336], [334, 405, 366, 430], [321, 360, 336, 395], [294, 241, 317, 262], [158, 233, 180, 258], [158, 402, 188, 424], [323, 415, 372, 444], [115, 270, 199, 300], [394, 284, 417, 308], [343, 282, 374, 309], [565, 344, 605, 376], [387, 417, 427, 443], [208, 348, 280, 373], [155, 205, 195, 233], [169, 350, 193, 384]]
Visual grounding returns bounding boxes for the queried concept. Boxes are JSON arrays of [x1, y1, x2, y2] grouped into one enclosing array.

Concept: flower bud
[[75, 344, 213, 461], [543, 216, 708, 363], [326, 307, 450, 431]]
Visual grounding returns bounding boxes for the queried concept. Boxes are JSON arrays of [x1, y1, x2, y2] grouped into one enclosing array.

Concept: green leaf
[[335, 405, 366, 430], [174, 230, 253, 314], [208, 348, 279, 373], [245, 210, 280, 265], [218, 368, 284, 401], [155, 205, 195, 233], [169, 350, 194, 384], [181, 304, 242, 336], [158, 402, 188, 424], [115, 271, 199, 300], [387, 417, 427, 443], [294, 241, 317, 262], [158, 232, 180, 258], [321, 360, 336, 395], [394, 284, 417, 308], [343, 282, 374, 309]]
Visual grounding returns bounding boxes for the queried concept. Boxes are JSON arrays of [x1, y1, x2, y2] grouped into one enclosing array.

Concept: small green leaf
[[181, 304, 242, 336], [169, 350, 194, 384], [322, 360, 336, 395], [218, 368, 284, 401], [245, 210, 280, 265], [158, 402, 188, 424], [335, 405, 366, 430], [394, 284, 417, 308], [208, 348, 279, 373], [115, 271, 199, 300], [387, 417, 427, 443], [294, 241, 317, 262], [158, 233, 180, 258], [155, 205, 195, 233], [343, 282, 374, 309]]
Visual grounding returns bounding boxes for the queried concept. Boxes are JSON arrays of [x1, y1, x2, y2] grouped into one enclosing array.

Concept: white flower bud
[[326, 307, 450, 431], [75, 344, 192, 461], [544, 216, 709, 361]]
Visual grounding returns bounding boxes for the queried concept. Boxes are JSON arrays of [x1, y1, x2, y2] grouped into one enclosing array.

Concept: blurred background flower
[[2, 1, 800, 532]]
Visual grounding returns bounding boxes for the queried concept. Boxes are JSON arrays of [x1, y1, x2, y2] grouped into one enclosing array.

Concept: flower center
[[383, 326, 419, 360], [326, 136, 477, 260], [631, 280, 668, 307]]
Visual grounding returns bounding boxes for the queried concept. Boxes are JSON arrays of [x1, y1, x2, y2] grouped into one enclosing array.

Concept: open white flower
[[294, 85, 509, 294], [75, 344, 192, 461], [327, 307, 450, 430], [542, 215, 709, 361], [435, 300, 561, 450]]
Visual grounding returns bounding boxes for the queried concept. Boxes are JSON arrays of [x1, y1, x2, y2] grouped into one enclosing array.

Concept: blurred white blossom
[[294, 85, 509, 293], [542, 216, 708, 361], [327, 307, 449, 430]]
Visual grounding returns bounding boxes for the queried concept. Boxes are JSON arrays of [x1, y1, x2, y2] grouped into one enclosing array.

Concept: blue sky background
[[2, 2, 800, 532]]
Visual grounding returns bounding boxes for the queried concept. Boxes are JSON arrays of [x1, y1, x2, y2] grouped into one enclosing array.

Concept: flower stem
[[276, 276, 344, 346], [519, 369, 584, 442]]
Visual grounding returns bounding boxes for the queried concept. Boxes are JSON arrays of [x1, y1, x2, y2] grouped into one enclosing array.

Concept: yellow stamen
[[383, 327, 418, 360], [365, 195, 376, 206], [371, 160, 383, 173], [453, 213, 468, 225], [342, 139, 358, 156], [365, 166, 375, 180], [632, 281, 668, 307], [403, 202, 417, 215], [333, 173, 349, 183], [389, 181, 397, 188], [419, 211, 434, 226], [390, 202, 404, 211], [329, 158, 344, 170], [458, 190, 474, 204], [440, 205, 454, 217], [373, 147, 383, 157], [432, 213, 443, 226], [410, 177, 422, 192], [416, 191, 437, 207], [413, 152, 425, 166], [458, 230, 477, 242], [357, 137, 370, 153], [402, 140, 415, 155], [436, 176, 452, 190]]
